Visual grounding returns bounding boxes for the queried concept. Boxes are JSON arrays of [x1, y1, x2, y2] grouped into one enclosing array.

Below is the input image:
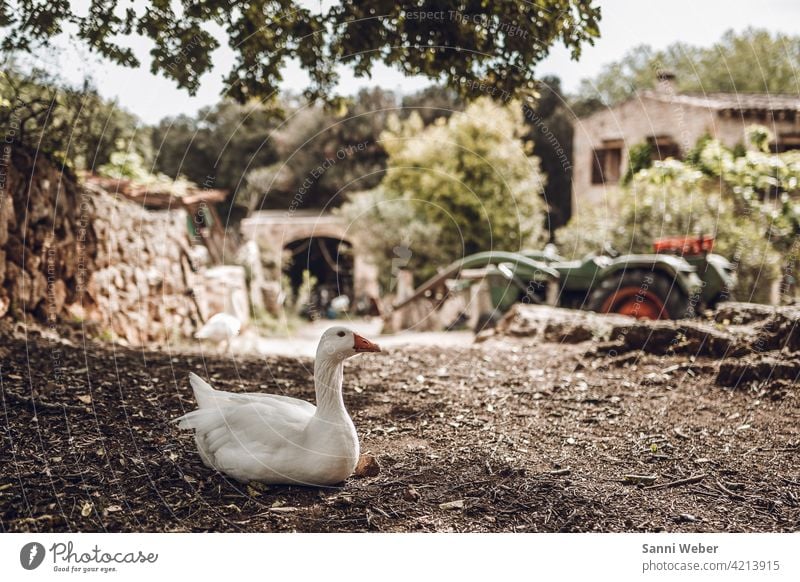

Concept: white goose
[[194, 313, 241, 352], [176, 326, 381, 486]]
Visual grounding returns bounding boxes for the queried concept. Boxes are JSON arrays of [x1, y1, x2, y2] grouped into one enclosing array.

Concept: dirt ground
[[1, 315, 798, 533]]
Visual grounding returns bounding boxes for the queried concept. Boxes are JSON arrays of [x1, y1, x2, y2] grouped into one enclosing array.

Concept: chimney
[[656, 70, 677, 95]]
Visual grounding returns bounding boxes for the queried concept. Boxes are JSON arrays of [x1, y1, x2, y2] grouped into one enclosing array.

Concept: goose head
[[317, 326, 381, 362]]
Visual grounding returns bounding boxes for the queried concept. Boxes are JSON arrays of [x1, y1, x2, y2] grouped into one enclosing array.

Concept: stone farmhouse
[[572, 73, 800, 207]]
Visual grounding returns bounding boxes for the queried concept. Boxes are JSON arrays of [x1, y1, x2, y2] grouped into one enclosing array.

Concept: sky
[[22, 0, 800, 124]]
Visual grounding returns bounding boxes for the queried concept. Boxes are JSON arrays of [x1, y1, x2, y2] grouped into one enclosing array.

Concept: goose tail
[[173, 372, 218, 427], [188, 372, 217, 408]]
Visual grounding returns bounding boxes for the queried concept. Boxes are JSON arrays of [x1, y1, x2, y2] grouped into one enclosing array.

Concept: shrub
[[335, 187, 443, 291], [339, 97, 548, 285]]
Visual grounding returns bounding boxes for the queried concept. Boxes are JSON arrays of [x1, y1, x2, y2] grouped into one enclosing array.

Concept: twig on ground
[[644, 473, 707, 490], [623, 474, 658, 485], [673, 427, 690, 439], [715, 479, 745, 500]]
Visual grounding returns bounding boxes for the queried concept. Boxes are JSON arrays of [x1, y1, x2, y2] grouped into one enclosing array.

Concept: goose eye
[[336, 331, 345, 337]]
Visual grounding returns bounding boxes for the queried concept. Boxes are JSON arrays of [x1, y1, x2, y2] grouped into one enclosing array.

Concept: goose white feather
[[176, 326, 381, 486], [194, 313, 241, 342]]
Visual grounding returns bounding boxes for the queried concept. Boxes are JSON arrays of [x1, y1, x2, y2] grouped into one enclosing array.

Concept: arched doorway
[[284, 237, 354, 319]]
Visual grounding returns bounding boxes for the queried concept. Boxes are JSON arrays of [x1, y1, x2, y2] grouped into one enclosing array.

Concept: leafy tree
[[577, 28, 800, 107], [0, 63, 146, 170], [521, 75, 573, 233], [2, 1, 601, 103], [154, 88, 398, 212], [339, 97, 547, 282], [314, 87, 397, 200], [400, 85, 462, 126], [243, 87, 397, 211], [151, 100, 282, 193], [150, 114, 214, 184]]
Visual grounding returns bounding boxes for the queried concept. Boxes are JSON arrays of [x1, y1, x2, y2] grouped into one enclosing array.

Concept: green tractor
[[389, 235, 735, 329]]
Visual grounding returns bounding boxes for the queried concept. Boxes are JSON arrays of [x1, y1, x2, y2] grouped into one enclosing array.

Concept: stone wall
[[241, 210, 380, 306], [1, 145, 203, 344], [79, 184, 203, 344], [0, 146, 88, 320]]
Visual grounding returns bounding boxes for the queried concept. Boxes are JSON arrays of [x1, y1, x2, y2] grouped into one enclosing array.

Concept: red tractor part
[[653, 235, 715, 256], [599, 287, 669, 320]]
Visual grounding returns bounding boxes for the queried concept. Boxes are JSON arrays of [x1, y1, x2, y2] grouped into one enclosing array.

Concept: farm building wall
[[572, 92, 800, 209], [241, 210, 380, 306]]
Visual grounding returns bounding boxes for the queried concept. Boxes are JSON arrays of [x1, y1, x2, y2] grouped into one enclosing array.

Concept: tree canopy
[[521, 75, 573, 233], [1, 0, 601, 102], [0, 62, 147, 170], [577, 28, 800, 106], [242, 87, 396, 211], [151, 99, 282, 193]]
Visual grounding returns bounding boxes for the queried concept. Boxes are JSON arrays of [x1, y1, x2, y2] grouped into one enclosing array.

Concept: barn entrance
[[284, 237, 354, 319]]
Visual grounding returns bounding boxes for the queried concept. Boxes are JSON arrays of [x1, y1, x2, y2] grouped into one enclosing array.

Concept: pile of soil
[[1, 311, 798, 532]]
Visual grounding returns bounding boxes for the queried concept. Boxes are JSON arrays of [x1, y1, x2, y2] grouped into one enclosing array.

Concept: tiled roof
[[83, 174, 227, 209], [642, 90, 800, 111]]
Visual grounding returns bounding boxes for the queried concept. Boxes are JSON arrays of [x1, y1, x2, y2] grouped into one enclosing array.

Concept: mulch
[[1, 324, 798, 532]]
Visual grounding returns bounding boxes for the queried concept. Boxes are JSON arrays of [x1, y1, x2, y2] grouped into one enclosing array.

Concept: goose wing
[[176, 398, 314, 481], [181, 372, 315, 413]]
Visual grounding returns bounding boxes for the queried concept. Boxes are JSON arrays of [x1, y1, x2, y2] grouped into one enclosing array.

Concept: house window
[[648, 136, 681, 160], [771, 134, 800, 153], [591, 145, 622, 184]]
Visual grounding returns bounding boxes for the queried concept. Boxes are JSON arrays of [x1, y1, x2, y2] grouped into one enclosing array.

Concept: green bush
[[622, 141, 654, 185], [554, 196, 622, 259], [97, 146, 198, 193], [338, 97, 548, 285], [336, 188, 443, 291], [0, 64, 147, 170], [621, 163, 781, 302]]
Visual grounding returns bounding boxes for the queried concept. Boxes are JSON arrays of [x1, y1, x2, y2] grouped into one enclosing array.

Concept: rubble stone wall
[[1, 145, 202, 344]]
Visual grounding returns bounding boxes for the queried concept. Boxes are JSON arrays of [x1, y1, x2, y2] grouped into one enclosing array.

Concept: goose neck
[[313, 354, 346, 417]]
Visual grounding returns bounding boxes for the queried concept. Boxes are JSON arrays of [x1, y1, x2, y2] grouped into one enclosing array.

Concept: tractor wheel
[[586, 269, 692, 320]]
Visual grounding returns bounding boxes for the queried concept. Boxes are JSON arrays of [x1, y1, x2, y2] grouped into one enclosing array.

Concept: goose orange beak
[[353, 333, 381, 353]]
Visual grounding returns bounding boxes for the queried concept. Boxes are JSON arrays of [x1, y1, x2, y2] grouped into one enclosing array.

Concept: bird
[[175, 326, 381, 486], [194, 313, 241, 352]]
